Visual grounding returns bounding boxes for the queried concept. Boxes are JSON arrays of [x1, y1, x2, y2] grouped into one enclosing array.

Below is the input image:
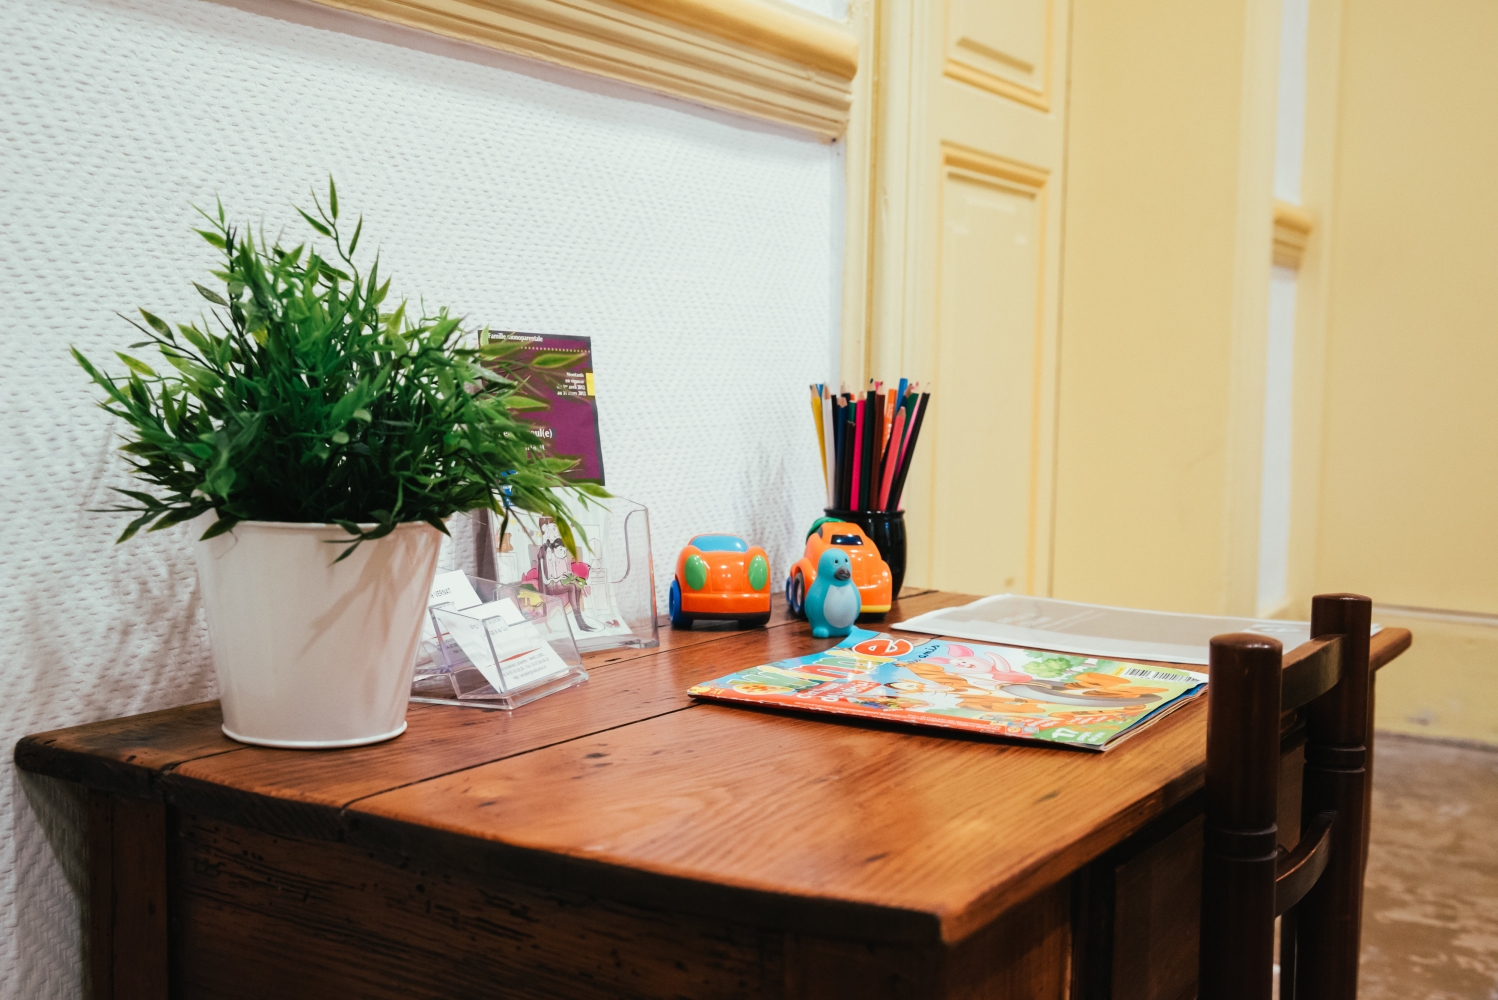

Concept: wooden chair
[[1198, 593, 1374, 1000]]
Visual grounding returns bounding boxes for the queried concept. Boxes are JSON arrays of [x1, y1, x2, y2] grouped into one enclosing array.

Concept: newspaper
[[893, 594, 1375, 666]]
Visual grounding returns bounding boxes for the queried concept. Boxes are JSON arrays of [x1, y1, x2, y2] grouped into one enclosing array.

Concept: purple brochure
[[485, 332, 605, 484]]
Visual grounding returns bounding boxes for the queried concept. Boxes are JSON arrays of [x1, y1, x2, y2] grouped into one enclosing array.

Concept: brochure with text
[[482, 331, 604, 484]]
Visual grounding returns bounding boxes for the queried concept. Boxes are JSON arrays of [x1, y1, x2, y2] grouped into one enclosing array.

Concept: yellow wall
[[1312, 0, 1498, 742], [1052, 0, 1279, 614], [1316, 0, 1498, 611], [1370, 611, 1498, 744], [865, 0, 1498, 745]]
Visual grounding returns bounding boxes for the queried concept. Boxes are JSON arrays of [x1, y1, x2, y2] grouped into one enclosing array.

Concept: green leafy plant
[[473, 340, 589, 413], [74, 179, 605, 560]]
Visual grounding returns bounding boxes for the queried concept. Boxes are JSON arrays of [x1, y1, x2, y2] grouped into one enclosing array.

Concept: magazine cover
[[688, 629, 1208, 750]]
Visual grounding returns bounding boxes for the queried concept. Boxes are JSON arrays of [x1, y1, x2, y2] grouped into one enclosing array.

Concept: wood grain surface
[[15, 701, 239, 797], [162, 591, 970, 816], [170, 810, 785, 1000], [352, 697, 1209, 945], [161, 623, 881, 840], [587, 591, 804, 662], [89, 791, 169, 1000], [14, 596, 1412, 963], [12, 590, 958, 807], [169, 809, 1071, 1000], [349, 627, 1412, 946]]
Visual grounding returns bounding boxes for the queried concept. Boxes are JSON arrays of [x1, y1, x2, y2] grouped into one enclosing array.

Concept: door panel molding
[[926, 143, 1050, 592], [943, 0, 1052, 110], [854, 0, 1068, 596], [942, 143, 1050, 191]]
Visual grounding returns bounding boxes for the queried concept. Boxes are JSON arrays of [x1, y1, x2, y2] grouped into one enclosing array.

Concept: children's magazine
[[687, 628, 1208, 751]]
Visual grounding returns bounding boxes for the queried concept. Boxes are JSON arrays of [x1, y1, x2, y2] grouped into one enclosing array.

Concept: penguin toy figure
[[805, 548, 861, 638]]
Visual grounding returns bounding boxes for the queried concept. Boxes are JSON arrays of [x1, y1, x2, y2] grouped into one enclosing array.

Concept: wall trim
[[1376, 730, 1498, 753], [312, 0, 859, 137], [1374, 603, 1498, 629], [1273, 199, 1314, 268]]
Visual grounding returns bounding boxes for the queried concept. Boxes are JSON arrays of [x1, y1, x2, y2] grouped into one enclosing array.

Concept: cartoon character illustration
[[922, 643, 1034, 686], [533, 516, 594, 632], [669, 534, 772, 629], [786, 520, 893, 619], [999, 672, 1168, 708], [899, 657, 1052, 714], [805, 548, 861, 638], [885, 678, 964, 711]]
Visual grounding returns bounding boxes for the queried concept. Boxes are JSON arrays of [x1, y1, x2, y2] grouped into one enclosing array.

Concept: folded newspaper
[[892, 594, 1350, 666], [688, 628, 1207, 750]]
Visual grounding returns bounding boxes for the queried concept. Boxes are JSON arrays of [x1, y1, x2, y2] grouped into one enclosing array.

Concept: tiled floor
[[1361, 733, 1498, 999]]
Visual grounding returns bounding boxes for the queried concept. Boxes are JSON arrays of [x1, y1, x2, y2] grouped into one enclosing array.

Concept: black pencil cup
[[824, 508, 907, 601]]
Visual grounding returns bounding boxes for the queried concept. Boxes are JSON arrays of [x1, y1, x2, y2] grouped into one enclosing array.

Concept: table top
[[15, 589, 1411, 946]]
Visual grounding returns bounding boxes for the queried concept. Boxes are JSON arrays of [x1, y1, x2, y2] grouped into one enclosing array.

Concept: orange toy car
[[669, 534, 772, 628], [786, 519, 892, 619]]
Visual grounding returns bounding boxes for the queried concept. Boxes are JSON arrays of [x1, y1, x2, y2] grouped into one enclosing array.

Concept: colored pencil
[[888, 391, 931, 510], [811, 385, 828, 496], [821, 390, 836, 507], [839, 417, 856, 508], [850, 398, 865, 509], [809, 378, 930, 514], [833, 396, 847, 505], [882, 387, 895, 454], [877, 407, 906, 510], [894, 390, 922, 475]]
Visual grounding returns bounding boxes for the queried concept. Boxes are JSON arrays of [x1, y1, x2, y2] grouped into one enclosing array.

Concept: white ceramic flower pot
[[193, 517, 444, 748]]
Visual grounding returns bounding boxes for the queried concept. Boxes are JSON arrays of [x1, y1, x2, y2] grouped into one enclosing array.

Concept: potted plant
[[75, 181, 601, 748]]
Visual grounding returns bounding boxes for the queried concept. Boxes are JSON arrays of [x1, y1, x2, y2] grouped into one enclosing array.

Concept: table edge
[[15, 609, 1414, 946]]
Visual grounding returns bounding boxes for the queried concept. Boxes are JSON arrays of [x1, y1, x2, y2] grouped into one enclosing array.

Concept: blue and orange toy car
[[786, 519, 892, 620], [669, 534, 772, 629]]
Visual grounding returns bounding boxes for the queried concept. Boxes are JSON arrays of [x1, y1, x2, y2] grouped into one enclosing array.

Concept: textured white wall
[[0, 0, 840, 992]]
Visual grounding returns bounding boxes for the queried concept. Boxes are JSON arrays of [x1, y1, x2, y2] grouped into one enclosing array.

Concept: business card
[[427, 570, 483, 611], [433, 598, 570, 693]]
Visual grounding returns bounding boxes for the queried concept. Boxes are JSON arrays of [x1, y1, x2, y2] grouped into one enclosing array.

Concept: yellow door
[[860, 0, 1069, 596]]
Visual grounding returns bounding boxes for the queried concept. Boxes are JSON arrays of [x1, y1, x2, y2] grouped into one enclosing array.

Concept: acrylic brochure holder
[[411, 574, 587, 710], [474, 493, 659, 654]]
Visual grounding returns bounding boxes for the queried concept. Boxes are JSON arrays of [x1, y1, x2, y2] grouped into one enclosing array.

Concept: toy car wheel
[[669, 578, 691, 629], [744, 612, 771, 628], [786, 570, 806, 619]]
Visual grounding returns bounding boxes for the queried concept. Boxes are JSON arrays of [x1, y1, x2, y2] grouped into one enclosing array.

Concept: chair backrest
[[1198, 593, 1374, 1000]]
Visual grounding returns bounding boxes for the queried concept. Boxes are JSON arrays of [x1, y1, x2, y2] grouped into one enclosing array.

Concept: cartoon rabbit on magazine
[[921, 643, 1035, 687]]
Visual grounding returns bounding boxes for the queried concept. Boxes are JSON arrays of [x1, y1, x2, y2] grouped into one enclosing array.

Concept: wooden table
[[16, 590, 1411, 1000]]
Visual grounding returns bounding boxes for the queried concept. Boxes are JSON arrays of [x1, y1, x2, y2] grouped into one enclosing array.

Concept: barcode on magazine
[[1123, 666, 1196, 683]]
